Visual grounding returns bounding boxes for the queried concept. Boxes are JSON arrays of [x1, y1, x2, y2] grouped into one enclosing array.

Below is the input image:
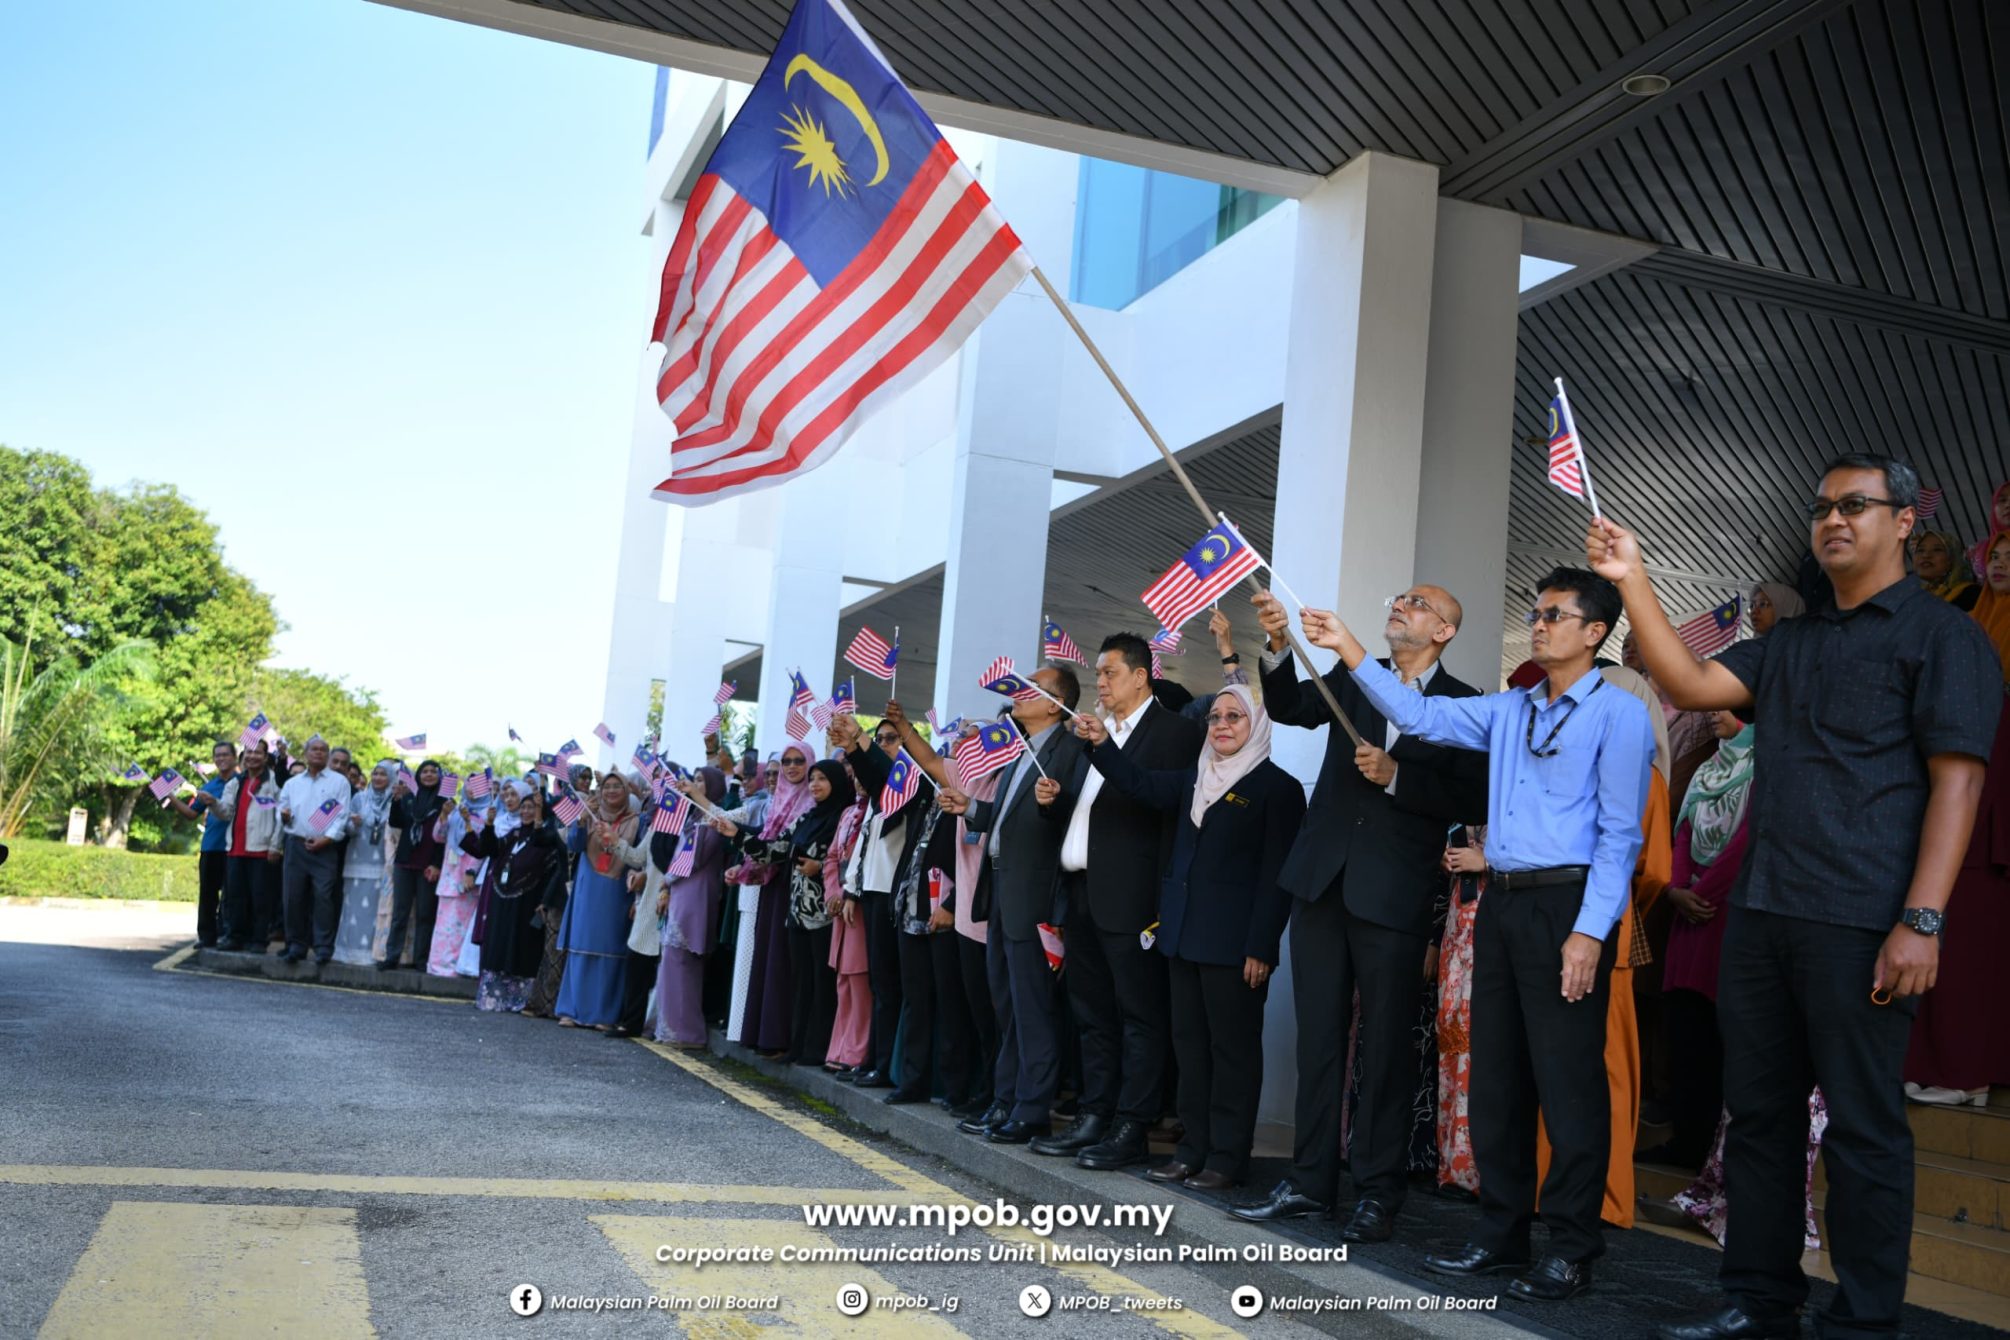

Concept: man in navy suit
[[1234, 584, 1487, 1244]]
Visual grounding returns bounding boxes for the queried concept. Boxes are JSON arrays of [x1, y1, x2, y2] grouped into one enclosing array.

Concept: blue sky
[[1, 0, 655, 755]]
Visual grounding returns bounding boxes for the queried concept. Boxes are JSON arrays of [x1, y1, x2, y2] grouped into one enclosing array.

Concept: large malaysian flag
[[647, 0, 1030, 502]]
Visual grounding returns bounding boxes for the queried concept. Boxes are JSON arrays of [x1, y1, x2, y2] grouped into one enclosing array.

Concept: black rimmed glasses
[[1522, 607, 1588, 627], [1805, 494, 1904, 522]]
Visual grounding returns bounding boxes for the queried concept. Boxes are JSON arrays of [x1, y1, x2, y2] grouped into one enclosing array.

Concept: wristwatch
[[1899, 907, 1944, 937], [1221, 653, 1241, 666]]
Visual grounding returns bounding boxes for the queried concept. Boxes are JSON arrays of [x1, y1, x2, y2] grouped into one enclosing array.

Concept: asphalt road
[[0, 905, 1369, 1338]]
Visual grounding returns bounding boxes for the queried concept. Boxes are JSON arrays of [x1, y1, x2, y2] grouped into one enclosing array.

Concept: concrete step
[[1911, 1094, 2010, 1165], [1638, 1161, 2010, 1298], [189, 946, 476, 999]]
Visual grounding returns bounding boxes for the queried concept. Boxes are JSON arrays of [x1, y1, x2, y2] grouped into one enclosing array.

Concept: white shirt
[[278, 767, 352, 841], [1260, 646, 1439, 796], [989, 723, 1058, 860], [1060, 697, 1155, 872]]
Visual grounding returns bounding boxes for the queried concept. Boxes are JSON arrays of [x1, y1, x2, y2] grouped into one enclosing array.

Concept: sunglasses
[[1204, 711, 1250, 727], [1523, 607, 1588, 627], [1805, 494, 1903, 521]]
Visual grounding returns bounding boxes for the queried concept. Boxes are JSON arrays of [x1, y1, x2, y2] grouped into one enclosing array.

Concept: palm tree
[[464, 742, 526, 779], [0, 634, 153, 839]]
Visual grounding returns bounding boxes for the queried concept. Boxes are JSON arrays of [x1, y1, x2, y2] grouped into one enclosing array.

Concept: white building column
[[755, 484, 845, 757], [1415, 200, 1521, 692], [1260, 150, 1442, 1126], [931, 296, 1066, 723]]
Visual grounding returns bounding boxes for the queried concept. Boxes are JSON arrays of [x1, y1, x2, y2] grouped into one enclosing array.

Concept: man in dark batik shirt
[[1591, 453, 2001, 1340]]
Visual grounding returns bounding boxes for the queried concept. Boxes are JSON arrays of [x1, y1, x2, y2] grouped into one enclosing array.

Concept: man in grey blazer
[[940, 664, 1086, 1144]]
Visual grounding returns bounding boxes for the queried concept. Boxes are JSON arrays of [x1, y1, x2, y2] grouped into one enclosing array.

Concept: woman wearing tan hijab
[[1748, 582, 1805, 637]]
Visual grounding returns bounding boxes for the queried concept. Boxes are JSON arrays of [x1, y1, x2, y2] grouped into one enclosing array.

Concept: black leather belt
[[1487, 865, 1589, 891]]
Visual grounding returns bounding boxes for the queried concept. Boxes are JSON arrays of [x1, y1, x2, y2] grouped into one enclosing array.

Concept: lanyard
[[1525, 675, 1603, 758]]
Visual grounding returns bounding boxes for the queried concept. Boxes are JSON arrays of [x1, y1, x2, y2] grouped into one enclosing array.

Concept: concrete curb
[[706, 1034, 1540, 1339], [189, 946, 477, 999], [0, 896, 193, 911]]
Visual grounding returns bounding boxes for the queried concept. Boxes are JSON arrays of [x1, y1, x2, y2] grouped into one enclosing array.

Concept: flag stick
[[1553, 377, 1603, 522], [891, 625, 900, 700], [1030, 266, 1362, 747], [1219, 511, 1312, 618]]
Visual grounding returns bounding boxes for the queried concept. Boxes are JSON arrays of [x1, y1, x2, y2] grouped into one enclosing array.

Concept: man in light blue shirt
[[1299, 566, 1653, 1304]]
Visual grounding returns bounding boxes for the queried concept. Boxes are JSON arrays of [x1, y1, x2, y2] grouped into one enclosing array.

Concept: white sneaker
[[1905, 1084, 1988, 1107]]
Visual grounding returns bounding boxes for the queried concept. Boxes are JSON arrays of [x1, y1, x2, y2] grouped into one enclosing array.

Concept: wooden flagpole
[[1028, 267, 1364, 747]]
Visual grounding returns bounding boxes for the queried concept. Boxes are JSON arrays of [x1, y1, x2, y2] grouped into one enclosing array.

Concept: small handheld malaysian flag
[[652, 791, 693, 837], [1544, 378, 1603, 518], [978, 656, 1043, 703], [1917, 486, 1944, 521], [238, 712, 271, 753], [535, 753, 561, 778], [464, 768, 494, 801], [1141, 522, 1262, 632], [786, 670, 817, 739], [1676, 598, 1744, 657], [557, 739, 583, 765], [844, 626, 899, 682], [829, 679, 857, 717], [1040, 617, 1084, 665], [593, 723, 617, 748], [1148, 627, 1182, 655], [307, 798, 344, 834], [631, 741, 657, 773], [667, 827, 700, 878], [551, 787, 586, 826], [120, 763, 148, 784], [147, 768, 185, 803], [1037, 922, 1065, 971], [702, 713, 724, 738], [880, 749, 924, 816], [395, 733, 427, 750], [952, 721, 1025, 786], [713, 681, 736, 706], [508, 725, 523, 743], [397, 765, 419, 794], [437, 772, 460, 800]]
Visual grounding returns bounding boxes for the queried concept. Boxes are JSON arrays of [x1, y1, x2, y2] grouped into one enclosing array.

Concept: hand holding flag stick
[[1029, 267, 1362, 748]]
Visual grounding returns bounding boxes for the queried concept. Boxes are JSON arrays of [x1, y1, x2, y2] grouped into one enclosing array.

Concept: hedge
[[0, 837, 198, 902]]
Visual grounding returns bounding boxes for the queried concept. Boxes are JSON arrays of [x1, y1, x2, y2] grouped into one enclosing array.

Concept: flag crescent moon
[[783, 54, 890, 187]]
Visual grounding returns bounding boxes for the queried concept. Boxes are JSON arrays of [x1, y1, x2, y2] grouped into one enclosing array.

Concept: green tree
[[0, 634, 153, 840], [465, 742, 527, 779], [250, 667, 389, 763], [0, 447, 100, 654]]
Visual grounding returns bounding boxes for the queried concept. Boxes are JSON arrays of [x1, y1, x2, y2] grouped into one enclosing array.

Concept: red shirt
[[229, 777, 259, 857]]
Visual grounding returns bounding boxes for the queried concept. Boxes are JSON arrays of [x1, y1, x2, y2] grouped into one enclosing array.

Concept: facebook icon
[[508, 1284, 543, 1317]]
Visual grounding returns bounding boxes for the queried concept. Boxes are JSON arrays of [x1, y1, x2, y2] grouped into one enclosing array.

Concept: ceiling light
[[1621, 73, 1671, 96]]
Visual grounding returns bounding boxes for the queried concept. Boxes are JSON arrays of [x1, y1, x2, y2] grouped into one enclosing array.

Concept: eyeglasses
[[873, 732, 900, 744], [1805, 494, 1903, 521], [1204, 711, 1250, 727], [1384, 592, 1446, 621], [1522, 607, 1588, 627], [780, 757, 807, 768]]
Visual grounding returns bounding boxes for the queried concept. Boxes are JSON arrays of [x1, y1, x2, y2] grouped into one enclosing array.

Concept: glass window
[[1070, 157, 1282, 309]]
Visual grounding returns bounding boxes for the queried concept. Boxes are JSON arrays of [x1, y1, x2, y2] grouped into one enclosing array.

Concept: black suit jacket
[[1058, 700, 1204, 934], [1087, 741, 1305, 968], [963, 727, 1085, 942], [1259, 650, 1487, 937]]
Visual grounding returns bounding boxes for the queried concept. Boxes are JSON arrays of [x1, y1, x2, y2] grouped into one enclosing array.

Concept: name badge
[[1221, 792, 1249, 807]]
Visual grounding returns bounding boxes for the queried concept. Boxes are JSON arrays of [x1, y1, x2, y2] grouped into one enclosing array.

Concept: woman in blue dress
[[556, 771, 641, 1029]]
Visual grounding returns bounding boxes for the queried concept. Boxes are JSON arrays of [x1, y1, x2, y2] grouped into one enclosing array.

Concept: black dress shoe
[[948, 1098, 992, 1122], [1183, 1169, 1235, 1191], [830, 1066, 860, 1082], [882, 1088, 928, 1105], [1341, 1199, 1394, 1243], [957, 1102, 1009, 1135], [986, 1119, 1050, 1144], [1030, 1112, 1109, 1157], [374, 958, 401, 971], [312, 951, 332, 965], [1654, 1306, 1798, 1340], [218, 940, 244, 953], [850, 1068, 893, 1089], [1506, 1256, 1592, 1301], [1145, 1160, 1195, 1183], [1421, 1243, 1531, 1277], [1230, 1180, 1329, 1223], [1076, 1119, 1151, 1170]]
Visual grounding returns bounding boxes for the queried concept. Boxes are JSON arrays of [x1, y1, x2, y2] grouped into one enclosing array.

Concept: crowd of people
[[169, 453, 2006, 1339]]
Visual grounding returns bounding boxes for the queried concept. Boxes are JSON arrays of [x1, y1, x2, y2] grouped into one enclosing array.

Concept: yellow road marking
[[150, 943, 197, 971], [38, 1201, 373, 1339], [0, 1165, 932, 1206], [636, 1041, 1239, 1338], [598, 1214, 966, 1338]]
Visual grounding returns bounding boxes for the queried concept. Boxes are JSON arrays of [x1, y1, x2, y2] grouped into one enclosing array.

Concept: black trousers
[[1061, 874, 1172, 1123], [1287, 887, 1429, 1208], [893, 928, 974, 1100], [1663, 987, 1723, 1162], [196, 850, 227, 945], [862, 890, 902, 1074], [1468, 877, 1617, 1264], [223, 855, 276, 946], [1169, 956, 1267, 1178], [617, 947, 658, 1034], [785, 923, 836, 1065], [281, 839, 341, 957], [956, 932, 996, 1108], [1717, 908, 1914, 1337], [988, 929, 1059, 1124], [384, 865, 439, 966]]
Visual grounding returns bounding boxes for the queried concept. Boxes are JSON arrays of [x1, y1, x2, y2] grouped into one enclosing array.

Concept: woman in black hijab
[[382, 759, 452, 969], [715, 759, 855, 1065]]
